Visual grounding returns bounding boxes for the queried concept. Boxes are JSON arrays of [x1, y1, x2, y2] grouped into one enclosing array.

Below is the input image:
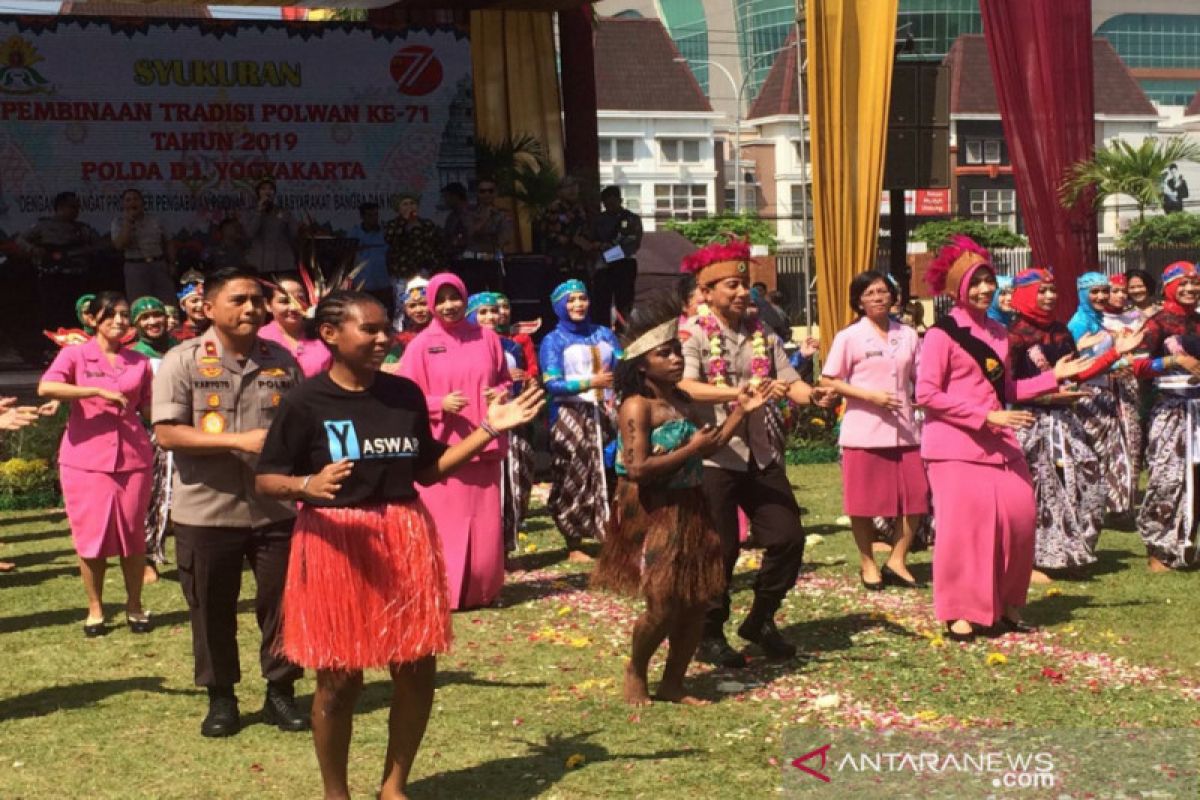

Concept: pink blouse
[[257, 320, 332, 378], [916, 307, 1056, 465], [823, 316, 920, 449], [41, 339, 154, 472]]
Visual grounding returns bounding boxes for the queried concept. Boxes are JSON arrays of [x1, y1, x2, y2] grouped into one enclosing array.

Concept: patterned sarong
[[1076, 383, 1136, 516], [547, 402, 613, 546], [1015, 405, 1104, 569], [1137, 395, 1199, 568], [143, 441, 173, 565]]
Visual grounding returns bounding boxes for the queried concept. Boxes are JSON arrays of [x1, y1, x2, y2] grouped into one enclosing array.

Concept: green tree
[[911, 218, 1026, 250], [1117, 212, 1200, 249], [1061, 137, 1200, 223], [660, 214, 778, 250]]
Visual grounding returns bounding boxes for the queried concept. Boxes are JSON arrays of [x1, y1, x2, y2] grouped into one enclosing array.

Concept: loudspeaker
[[885, 61, 950, 190]]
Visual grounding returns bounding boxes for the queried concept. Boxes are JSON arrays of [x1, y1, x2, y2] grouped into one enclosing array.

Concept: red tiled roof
[[746, 31, 803, 120], [946, 35, 1157, 117], [595, 18, 712, 113]]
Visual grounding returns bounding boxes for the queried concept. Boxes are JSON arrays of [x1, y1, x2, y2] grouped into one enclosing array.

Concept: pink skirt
[[841, 446, 930, 517], [280, 500, 453, 671], [418, 459, 504, 611], [60, 465, 151, 559]]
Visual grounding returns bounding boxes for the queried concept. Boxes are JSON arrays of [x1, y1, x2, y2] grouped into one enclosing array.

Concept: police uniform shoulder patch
[[204, 341, 219, 358]]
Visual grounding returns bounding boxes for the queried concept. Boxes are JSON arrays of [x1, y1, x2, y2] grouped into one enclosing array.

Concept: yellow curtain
[[470, 10, 565, 252], [806, 0, 898, 351]]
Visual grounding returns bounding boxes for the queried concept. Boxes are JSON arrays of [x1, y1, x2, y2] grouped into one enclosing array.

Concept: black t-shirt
[[256, 372, 447, 507]]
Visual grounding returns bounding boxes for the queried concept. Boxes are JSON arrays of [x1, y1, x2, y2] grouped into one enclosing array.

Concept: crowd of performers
[[13, 231, 1200, 798]]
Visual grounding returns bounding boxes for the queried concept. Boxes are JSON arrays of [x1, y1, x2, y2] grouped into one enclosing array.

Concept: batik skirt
[[502, 428, 535, 553], [1015, 405, 1104, 570], [143, 441, 173, 565], [547, 401, 614, 546], [1136, 394, 1199, 568], [591, 479, 725, 608], [1114, 373, 1144, 484], [1075, 383, 1136, 516]]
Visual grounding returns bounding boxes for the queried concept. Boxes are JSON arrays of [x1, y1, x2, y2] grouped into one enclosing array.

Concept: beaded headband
[[623, 319, 679, 361]]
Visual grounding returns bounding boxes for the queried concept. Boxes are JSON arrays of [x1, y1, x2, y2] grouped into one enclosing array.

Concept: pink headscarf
[[425, 272, 470, 336]]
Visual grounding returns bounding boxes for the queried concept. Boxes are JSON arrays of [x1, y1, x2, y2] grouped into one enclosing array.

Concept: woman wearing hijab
[[383, 276, 431, 373], [128, 296, 176, 579], [987, 275, 1014, 327], [1067, 273, 1143, 517], [1132, 262, 1200, 572], [1007, 269, 1137, 580], [916, 238, 1091, 642], [398, 273, 510, 609], [1103, 274, 1147, 485], [538, 279, 623, 562]]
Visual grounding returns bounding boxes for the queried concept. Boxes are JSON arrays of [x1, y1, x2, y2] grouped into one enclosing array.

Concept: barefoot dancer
[[593, 294, 764, 705], [256, 290, 544, 800]]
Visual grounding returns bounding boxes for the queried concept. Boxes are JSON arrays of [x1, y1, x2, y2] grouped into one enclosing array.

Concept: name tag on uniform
[[864, 350, 884, 359], [428, 346, 447, 354]]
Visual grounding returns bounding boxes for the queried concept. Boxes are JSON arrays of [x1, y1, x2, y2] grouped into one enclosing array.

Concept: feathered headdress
[[681, 237, 753, 286], [926, 235, 991, 299]]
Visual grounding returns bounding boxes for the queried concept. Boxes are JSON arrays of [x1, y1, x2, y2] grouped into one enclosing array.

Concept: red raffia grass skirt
[[280, 500, 453, 671]]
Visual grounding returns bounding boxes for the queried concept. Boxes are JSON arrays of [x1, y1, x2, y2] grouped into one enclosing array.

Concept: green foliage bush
[[912, 218, 1027, 250], [0, 405, 64, 506], [661, 214, 778, 251], [1117, 213, 1200, 249]]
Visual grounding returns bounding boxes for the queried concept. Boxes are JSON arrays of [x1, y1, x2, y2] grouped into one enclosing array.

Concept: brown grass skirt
[[591, 480, 725, 608], [280, 500, 453, 671]]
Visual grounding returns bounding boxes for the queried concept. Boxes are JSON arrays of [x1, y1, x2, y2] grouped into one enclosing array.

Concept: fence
[[773, 243, 1200, 327]]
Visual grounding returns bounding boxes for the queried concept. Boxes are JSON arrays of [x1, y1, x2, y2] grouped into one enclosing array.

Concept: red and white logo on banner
[[389, 44, 443, 96]]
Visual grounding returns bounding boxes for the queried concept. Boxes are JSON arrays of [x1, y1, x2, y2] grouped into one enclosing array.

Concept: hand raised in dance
[[484, 383, 546, 433], [304, 459, 353, 500], [799, 337, 820, 359], [685, 423, 724, 458], [735, 383, 769, 414], [1052, 354, 1094, 382], [811, 385, 839, 408], [1113, 329, 1144, 355], [94, 388, 128, 410], [867, 389, 902, 410], [590, 371, 614, 390], [36, 400, 59, 417], [0, 399, 38, 432], [442, 391, 468, 414], [985, 409, 1035, 430]]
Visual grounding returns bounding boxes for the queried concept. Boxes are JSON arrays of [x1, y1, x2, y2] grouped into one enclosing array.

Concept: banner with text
[[0, 18, 473, 236]]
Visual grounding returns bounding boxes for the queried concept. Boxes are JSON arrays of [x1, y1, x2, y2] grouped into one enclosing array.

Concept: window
[[792, 139, 812, 165], [984, 140, 1002, 164], [969, 189, 1017, 231], [661, 139, 702, 163], [599, 138, 636, 164], [619, 184, 642, 214], [964, 140, 983, 164], [789, 183, 813, 239], [655, 184, 708, 219]]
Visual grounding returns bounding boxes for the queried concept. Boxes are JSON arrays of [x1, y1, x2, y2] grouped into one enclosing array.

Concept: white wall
[[598, 111, 719, 231], [1092, 119, 1198, 239]]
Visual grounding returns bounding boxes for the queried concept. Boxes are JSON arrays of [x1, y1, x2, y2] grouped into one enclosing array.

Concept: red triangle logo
[[791, 744, 832, 783]]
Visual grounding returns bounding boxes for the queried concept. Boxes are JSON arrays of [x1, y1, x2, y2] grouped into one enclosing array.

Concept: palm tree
[[1061, 136, 1200, 222]]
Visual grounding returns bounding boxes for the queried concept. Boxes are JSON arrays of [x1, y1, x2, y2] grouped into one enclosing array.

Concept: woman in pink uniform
[[399, 273, 509, 610], [259, 276, 333, 378], [38, 291, 156, 638], [821, 270, 927, 591], [916, 238, 1089, 642]]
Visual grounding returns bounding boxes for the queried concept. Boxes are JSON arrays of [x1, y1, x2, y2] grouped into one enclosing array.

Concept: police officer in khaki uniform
[[153, 269, 308, 738], [677, 251, 833, 669]]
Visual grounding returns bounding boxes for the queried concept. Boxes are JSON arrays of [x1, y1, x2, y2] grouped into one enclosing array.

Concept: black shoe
[[201, 693, 241, 738], [881, 565, 925, 589], [997, 617, 1039, 635], [126, 612, 153, 634], [83, 618, 106, 638], [860, 571, 885, 591], [697, 633, 747, 669], [737, 617, 798, 659], [262, 683, 308, 732], [945, 622, 975, 643]]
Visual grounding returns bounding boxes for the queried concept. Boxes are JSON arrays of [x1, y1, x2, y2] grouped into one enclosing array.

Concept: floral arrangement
[[694, 303, 770, 387]]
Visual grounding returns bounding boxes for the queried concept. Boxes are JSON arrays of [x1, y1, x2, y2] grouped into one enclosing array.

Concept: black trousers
[[175, 520, 301, 688], [590, 258, 637, 327], [701, 460, 805, 632]]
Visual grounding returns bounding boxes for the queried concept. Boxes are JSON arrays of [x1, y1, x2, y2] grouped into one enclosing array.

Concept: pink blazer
[[916, 307, 1056, 465], [42, 339, 154, 472]]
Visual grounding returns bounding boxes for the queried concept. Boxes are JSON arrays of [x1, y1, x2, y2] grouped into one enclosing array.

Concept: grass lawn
[[2, 463, 1199, 798]]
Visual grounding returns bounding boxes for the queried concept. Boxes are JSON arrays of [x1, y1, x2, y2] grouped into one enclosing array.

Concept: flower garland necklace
[[695, 303, 771, 386]]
